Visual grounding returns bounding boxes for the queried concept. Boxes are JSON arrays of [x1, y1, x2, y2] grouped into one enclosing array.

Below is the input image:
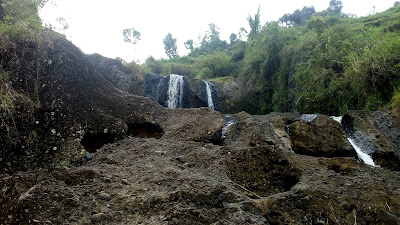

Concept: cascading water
[[347, 138, 377, 167], [167, 74, 184, 108], [301, 114, 318, 122], [203, 80, 215, 110], [221, 116, 235, 140], [330, 116, 377, 167]]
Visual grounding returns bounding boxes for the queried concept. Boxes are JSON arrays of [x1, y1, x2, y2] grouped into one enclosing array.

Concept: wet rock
[[144, 74, 220, 110], [343, 110, 400, 170], [289, 115, 356, 158]]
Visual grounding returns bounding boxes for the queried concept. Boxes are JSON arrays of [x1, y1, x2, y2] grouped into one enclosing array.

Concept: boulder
[[86, 54, 144, 95], [289, 115, 356, 158]]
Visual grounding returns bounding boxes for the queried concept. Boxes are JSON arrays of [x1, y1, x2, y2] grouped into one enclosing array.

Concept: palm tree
[[247, 7, 261, 39]]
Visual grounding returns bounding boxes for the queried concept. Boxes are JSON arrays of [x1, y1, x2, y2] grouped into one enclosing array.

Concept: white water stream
[[301, 114, 318, 122], [330, 116, 377, 167], [221, 116, 235, 139], [204, 81, 215, 110], [167, 74, 184, 108], [347, 138, 377, 167]]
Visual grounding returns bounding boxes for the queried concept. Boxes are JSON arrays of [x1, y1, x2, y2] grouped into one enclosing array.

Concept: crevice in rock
[[80, 132, 117, 153], [80, 122, 163, 154]]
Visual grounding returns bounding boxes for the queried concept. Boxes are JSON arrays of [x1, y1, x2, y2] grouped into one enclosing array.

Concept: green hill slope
[[150, 5, 400, 115]]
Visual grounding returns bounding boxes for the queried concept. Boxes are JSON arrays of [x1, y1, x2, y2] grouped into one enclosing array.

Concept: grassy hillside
[[148, 5, 400, 115]]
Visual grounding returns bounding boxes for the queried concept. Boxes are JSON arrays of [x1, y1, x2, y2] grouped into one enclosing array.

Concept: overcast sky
[[40, 0, 398, 63]]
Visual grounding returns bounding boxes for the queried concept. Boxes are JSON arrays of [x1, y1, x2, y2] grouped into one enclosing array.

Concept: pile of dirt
[[0, 33, 224, 173]]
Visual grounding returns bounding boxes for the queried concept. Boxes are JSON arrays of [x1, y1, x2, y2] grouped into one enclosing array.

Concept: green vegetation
[[0, 0, 52, 147], [122, 27, 141, 45], [145, 3, 400, 115], [163, 33, 179, 59]]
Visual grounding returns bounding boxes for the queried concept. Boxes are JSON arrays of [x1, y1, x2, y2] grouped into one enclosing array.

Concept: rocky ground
[[1, 111, 400, 225], [1, 32, 400, 225]]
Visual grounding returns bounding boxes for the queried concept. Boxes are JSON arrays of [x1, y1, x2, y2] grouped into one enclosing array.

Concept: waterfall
[[221, 116, 235, 139], [330, 116, 378, 167], [167, 74, 184, 108], [301, 114, 318, 122], [204, 80, 215, 110], [347, 138, 377, 167]]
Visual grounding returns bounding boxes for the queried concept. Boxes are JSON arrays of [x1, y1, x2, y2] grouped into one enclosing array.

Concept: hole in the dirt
[[80, 132, 117, 153], [283, 175, 299, 190], [227, 147, 301, 198], [126, 122, 163, 138]]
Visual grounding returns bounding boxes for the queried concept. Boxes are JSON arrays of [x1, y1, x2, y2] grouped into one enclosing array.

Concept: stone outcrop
[[343, 110, 400, 171], [289, 115, 356, 158], [86, 53, 144, 95]]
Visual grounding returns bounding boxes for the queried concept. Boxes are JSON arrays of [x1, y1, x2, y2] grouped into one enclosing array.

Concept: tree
[[279, 14, 291, 27], [122, 28, 141, 44], [163, 33, 179, 59], [327, 0, 343, 14], [229, 33, 237, 45], [279, 6, 315, 27], [184, 39, 194, 52], [201, 23, 221, 46], [190, 23, 227, 56], [145, 56, 163, 74], [2, 0, 49, 28], [247, 7, 261, 39]]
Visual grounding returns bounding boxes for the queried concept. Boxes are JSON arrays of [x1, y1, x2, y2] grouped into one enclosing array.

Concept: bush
[[391, 88, 400, 113], [195, 51, 233, 78]]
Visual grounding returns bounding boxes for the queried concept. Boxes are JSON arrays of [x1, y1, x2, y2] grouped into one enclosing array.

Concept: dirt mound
[[0, 138, 267, 224], [0, 33, 224, 173]]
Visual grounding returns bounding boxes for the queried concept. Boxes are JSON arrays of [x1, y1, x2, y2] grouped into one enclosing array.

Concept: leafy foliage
[[279, 6, 316, 27], [163, 33, 179, 59], [147, 4, 400, 115], [122, 27, 141, 44], [247, 7, 261, 39]]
